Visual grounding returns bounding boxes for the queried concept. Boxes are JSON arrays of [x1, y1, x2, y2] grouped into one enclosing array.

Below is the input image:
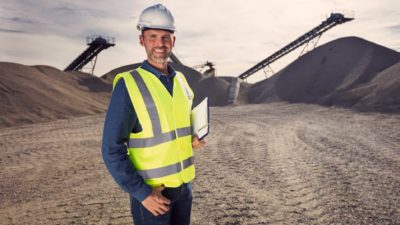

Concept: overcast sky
[[1, 0, 399, 82]]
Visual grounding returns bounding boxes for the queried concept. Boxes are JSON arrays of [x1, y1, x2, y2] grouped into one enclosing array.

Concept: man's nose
[[155, 37, 165, 47]]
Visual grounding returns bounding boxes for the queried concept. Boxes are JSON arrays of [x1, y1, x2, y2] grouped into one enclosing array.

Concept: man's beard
[[149, 48, 171, 64]]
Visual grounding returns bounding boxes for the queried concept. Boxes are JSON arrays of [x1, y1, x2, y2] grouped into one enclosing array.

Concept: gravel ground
[[0, 103, 399, 225]]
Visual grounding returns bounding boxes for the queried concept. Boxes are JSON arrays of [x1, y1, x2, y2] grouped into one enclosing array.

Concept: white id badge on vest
[[191, 97, 209, 140]]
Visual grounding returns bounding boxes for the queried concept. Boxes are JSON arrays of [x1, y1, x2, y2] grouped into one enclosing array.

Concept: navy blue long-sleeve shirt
[[101, 61, 176, 201]]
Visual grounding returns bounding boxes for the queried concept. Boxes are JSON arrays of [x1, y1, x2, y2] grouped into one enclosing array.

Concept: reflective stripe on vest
[[130, 70, 162, 135], [138, 156, 194, 179], [127, 71, 192, 148], [128, 127, 191, 148], [175, 74, 193, 101]]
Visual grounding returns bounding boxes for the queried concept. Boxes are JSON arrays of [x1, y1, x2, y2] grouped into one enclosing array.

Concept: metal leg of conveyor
[[227, 78, 242, 104]]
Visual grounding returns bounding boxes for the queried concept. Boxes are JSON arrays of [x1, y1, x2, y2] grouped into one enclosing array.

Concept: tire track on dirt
[[297, 122, 400, 225], [193, 104, 400, 225]]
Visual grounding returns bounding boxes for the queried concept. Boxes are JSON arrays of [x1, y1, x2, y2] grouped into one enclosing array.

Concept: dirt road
[[1, 103, 399, 224]]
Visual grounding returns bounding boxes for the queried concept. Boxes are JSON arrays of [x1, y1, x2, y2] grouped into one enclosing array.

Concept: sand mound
[[0, 61, 232, 129], [102, 62, 232, 106], [351, 61, 400, 112], [193, 76, 230, 106], [246, 36, 400, 112], [0, 62, 111, 128], [2, 36, 399, 129]]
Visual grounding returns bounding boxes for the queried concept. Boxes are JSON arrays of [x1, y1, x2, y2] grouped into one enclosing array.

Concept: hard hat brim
[[140, 27, 175, 34]]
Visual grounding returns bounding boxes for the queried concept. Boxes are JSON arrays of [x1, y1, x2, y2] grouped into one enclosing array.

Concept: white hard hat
[[137, 4, 175, 32]]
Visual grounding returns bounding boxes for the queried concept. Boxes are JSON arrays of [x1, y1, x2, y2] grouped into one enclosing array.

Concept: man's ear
[[172, 36, 176, 47], [139, 35, 144, 46]]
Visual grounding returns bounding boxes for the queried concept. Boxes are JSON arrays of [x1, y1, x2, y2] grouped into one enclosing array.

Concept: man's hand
[[141, 186, 171, 216], [192, 135, 205, 149]]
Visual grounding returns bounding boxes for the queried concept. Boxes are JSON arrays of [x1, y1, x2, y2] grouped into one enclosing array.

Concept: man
[[102, 4, 205, 225]]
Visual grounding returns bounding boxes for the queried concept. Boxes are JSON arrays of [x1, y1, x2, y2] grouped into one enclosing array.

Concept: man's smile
[[153, 48, 167, 54]]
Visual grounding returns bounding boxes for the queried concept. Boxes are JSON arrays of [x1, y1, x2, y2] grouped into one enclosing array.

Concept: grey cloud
[[0, 16, 37, 24], [53, 4, 76, 13], [386, 24, 400, 32], [0, 28, 28, 33], [52, 3, 108, 18], [10, 17, 35, 24]]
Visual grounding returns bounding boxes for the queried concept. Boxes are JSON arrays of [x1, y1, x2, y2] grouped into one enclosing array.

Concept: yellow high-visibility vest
[[113, 67, 195, 187]]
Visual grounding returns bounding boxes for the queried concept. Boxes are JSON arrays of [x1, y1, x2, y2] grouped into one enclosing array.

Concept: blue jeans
[[130, 183, 193, 225]]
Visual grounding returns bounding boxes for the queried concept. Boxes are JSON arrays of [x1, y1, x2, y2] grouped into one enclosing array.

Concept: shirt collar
[[140, 60, 176, 79]]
